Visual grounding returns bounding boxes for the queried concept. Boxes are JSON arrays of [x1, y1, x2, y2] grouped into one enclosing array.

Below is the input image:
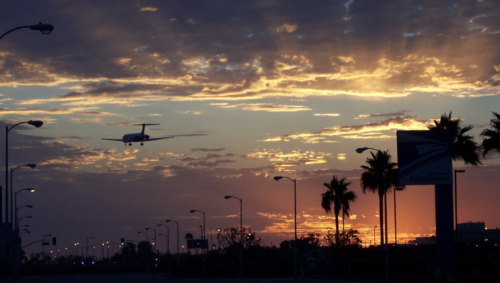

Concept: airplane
[[101, 123, 174, 146]]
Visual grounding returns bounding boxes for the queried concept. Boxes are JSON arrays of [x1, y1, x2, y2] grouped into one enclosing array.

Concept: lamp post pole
[[454, 170, 465, 243], [10, 164, 36, 224], [225, 195, 243, 278], [14, 188, 34, 229], [374, 226, 377, 246], [165, 219, 180, 278], [394, 187, 403, 246], [145, 228, 157, 255], [85, 237, 94, 260], [274, 176, 298, 281], [189, 210, 206, 279], [157, 224, 170, 254], [5, 120, 43, 223]]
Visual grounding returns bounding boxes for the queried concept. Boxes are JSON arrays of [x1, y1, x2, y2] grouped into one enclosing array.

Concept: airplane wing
[[142, 136, 175, 142], [101, 138, 124, 141]]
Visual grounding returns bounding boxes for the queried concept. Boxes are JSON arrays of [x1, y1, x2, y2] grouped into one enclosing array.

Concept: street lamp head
[[27, 164, 36, 169], [273, 176, 283, 181], [156, 224, 161, 227], [26, 205, 33, 208], [28, 188, 35, 193], [224, 196, 232, 199], [456, 170, 466, 173], [356, 147, 369, 154], [27, 120, 43, 128], [165, 220, 171, 223], [190, 210, 196, 213], [29, 23, 54, 35]]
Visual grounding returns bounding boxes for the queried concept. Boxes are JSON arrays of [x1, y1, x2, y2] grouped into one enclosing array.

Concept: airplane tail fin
[[132, 123, 160, 135]]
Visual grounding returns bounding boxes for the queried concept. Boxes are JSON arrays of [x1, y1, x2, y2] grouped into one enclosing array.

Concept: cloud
[[191, 148, 225, 152], [276, 23, 298, 33], [314, 113, 341, 117], [214, 103, 311, 112], [140, 7, 158, 12], [262, 116, 428, 143]]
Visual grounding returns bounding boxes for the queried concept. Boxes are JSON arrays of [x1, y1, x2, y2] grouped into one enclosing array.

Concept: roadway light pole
[[5, 120, 43, 223], [394, 187, 404, 246], [10, 163, 36, 225], [273, 176, 298, 281], [145, 228, 157, 255], [14, 188, 34, 229], [190, 210, 206, 279], [454, 170, 465, 243], [42, 234, 52, 257], [86, 237, 94, 260], [157, 224, 170, 254], [0, 23, 54, 40], [165, 219, 180, 278], [225, 195, 243, 278]]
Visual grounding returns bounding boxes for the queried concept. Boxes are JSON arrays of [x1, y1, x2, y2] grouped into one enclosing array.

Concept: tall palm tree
[[428, 112, 481, 166], [321, 175, 356, 248], [481, 112, 500, 156], [360, 150, 399, 245]]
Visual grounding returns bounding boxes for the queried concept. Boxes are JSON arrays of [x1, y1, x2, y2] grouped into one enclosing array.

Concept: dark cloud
[[191, 148, 225, 152]]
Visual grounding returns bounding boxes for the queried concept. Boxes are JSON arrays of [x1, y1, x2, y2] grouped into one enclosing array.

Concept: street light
[[225, 195, 244, 278], [157, 224, 170, 254], [190, 210, 206, 240], [0, 23, 54, 40], [455, 169, 465, 243], [273, 175, 298, 281], [14, 188, 35, 229], [145, 227, 157, 254], [18, 215, 31, 227], [5, 120, 43, 223], [394, 187, 404, 246], [138, 231, 148, 241], [86, 237, 94, 259], [165, 220, 180, 255], [10, 163, 36, 224]]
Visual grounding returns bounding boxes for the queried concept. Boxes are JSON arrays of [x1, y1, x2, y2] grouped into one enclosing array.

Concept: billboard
[[397, 130, 452, 185]]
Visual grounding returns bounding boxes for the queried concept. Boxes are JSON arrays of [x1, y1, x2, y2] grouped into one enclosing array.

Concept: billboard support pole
[[435, 184, 455, 278]]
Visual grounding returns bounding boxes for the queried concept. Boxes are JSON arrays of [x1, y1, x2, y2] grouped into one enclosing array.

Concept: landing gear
[[128, 143, 132, 146], [140, 143, 144, 146]]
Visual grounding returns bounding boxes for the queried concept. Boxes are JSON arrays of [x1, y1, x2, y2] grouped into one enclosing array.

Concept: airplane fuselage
[[123, 133, 150, 143]]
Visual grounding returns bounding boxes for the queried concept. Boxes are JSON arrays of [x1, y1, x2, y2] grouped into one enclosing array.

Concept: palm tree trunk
[[379, 194, 384, 245], [384, 192, 388, 244], [335, 213, 340, 248], [342, 210, 345, 233]]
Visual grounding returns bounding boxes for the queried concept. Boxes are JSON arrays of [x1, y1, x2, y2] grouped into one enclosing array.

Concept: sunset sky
[[1, 0, 500, 255]]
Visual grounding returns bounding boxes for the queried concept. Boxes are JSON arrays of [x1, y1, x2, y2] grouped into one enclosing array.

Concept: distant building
[[412, 222, 500, 246], [458, 221, 500, 244]]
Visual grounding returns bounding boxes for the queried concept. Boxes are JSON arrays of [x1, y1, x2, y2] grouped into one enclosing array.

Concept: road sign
[[397, 130, 452, 185]]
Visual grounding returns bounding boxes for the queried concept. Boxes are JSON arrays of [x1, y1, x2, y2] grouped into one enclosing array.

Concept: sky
[[1, 0, 500, 256]]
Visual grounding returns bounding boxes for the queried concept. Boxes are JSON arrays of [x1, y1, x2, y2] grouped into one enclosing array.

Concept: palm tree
[[360, 150, 399, 245], [481, 112, 500, 156], [428, 112, 481, 166], [321, 175, 356, 248]]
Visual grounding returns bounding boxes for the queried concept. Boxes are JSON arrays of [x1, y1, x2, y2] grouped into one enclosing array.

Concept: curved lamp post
[[86, 236, 94, 259], [273, 175, 298, 281], [5, 120, 43, 223], [16, 205, 33, 229], [225, 195, 244, 278], [190, 210, 205, 240], [14, 188, 34, 229], [11, 164, 36, 224], [165, 220, 179, 255], [0, 23, 54, 40], [145, 227, 157, 254], [157, 224, 170, 254], [138, 231, 148, 241]]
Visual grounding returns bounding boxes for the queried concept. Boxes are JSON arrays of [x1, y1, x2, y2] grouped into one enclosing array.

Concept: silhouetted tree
[[428, 111, 481, 166], [481, 112, 500, 156], [339, 229, 362, 247], [360, 150, 399, 245], [321, 175, 356, 248]]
